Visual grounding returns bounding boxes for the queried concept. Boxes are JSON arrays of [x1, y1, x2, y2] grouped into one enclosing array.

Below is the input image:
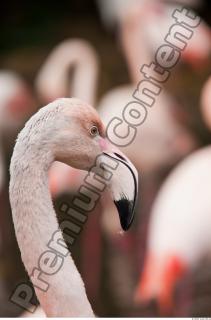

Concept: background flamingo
[[98, 0, 199, 175], [135, 147, 211, 315], [135, 76, 211, 316]]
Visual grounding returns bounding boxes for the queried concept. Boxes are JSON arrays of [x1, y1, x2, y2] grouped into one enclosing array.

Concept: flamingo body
[[135, 146, 211, 313]]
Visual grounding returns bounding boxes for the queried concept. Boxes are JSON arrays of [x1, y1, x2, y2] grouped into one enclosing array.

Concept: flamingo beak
[[102, 151, 138, 231]]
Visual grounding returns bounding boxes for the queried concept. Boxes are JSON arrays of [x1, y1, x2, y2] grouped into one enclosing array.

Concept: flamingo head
[[32, 98, 138, 231]]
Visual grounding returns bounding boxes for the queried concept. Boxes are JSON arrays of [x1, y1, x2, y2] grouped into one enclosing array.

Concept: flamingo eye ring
[[89, 125, 99, 137]]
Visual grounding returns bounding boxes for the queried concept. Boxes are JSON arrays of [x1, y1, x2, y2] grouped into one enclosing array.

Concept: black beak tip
[[114, 199, 135, 231]]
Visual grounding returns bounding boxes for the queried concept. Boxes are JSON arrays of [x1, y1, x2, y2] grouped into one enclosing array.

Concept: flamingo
[[97, 0, 197, 176], [134, 76, 211, 315], [9, 98, 138, 317], [134, 146, 211, 315], [97, 0, 211, 70]]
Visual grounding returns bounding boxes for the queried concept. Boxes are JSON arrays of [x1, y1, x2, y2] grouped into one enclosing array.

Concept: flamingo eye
[[90, 125, 99, 137]]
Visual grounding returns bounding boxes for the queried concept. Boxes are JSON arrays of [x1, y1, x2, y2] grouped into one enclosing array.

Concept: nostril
[[114, 152, 127, 162]]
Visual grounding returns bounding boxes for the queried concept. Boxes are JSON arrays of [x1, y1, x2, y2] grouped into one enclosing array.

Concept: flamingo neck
[[9, 142, 94, 317], [37, 41, 98, 106], [70, 44, 98, 106], [120, 17, 149, 84]]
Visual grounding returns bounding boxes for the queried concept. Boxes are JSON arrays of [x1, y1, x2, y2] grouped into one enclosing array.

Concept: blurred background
[[0, 0, 211, 316]]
